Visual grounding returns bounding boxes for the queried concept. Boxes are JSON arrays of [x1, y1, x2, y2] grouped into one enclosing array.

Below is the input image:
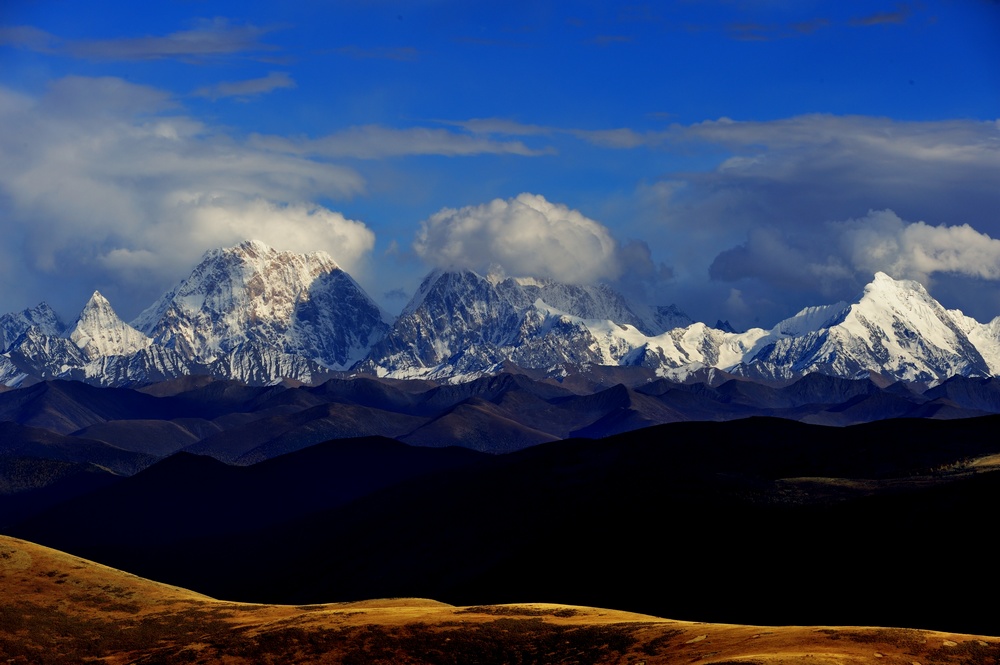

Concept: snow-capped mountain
[[132, 239, 390, 375], [66, 291, 152, 360], [733, 273, 992, 382], [367, 269, 1000, 384], [362, 268, 693, 379], [0, 240, 390, 386], [615, 272, 1000, 383], [4, 326, 87, 383], [0, 303, 64, 353], [953, 310, 1000, 376], [2, 241, 1000, 388]]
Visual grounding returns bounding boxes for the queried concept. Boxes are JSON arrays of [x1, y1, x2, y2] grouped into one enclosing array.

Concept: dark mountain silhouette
[[10, 415, 1000, 636]]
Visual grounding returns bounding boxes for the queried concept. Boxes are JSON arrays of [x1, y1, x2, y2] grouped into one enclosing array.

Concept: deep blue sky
[[1, 0, 998, 329]]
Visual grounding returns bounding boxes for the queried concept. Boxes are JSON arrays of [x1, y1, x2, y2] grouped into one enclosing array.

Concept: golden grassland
[[1, 535, 997, 664]]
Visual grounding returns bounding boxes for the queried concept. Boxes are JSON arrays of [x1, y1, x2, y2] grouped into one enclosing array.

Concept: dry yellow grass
[[1, 534, 997, 664]]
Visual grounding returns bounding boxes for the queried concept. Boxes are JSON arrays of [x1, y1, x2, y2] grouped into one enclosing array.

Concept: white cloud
[[839, 210, 1000, 283], [0, 76, 369, 316], [622, 113, 1000, 321], [413, 193, 622, 284], [176, 197, 375, 273], [251, 125, 552, 159], [709, 209, 1000, 295], [92, 197, 375, 297], [193, 72, 295, 101]]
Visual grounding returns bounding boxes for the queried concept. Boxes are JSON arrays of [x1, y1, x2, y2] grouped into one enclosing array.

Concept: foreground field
[[1, 535, 997, 664]]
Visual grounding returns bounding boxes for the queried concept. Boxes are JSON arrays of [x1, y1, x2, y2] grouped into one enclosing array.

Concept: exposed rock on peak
[[131, 240, 388, 377]]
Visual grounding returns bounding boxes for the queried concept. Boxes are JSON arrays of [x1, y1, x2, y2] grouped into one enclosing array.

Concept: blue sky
[[1, 0, 998, 330]]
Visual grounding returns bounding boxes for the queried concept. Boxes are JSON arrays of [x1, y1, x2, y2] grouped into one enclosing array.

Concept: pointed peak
[[73, 292, 122, 326], [865, 272, 928, 296], [84, 290, 111, 306], [64, 288, 150, 359]]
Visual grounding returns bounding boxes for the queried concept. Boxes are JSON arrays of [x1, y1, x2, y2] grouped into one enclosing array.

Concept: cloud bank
[[710, 209, 1000, 295], [414, 193, 622, 284], [0, 76, 371, 316]]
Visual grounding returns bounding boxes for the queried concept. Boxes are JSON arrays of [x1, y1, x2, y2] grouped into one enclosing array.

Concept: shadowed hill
[[11, 415, 1000, 636], [12, 437, 487, 549]]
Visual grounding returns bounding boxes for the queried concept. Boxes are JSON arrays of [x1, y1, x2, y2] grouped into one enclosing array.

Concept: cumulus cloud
[[840, 210, 1000, 283], [413, 193, 623, 284], [653, 114, 1000, 276], [157, 196, 374, 271], [193, 71, 295, 101], [0, 76, 370, 317], [710, 209, 1000, 296], [425, 113, 1000, 324], [90, 198, 375, 285]]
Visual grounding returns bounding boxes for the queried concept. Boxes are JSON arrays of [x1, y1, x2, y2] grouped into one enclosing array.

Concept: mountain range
[[4, 239, 1000, 644], [3, 239, 1000, 388]]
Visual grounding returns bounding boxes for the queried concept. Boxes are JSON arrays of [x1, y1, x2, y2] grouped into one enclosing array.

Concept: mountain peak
[[83, 290, 111, 309], [755, 271, 992, 382], [865, 272, 929, 297], [67, 291, 150, 360], [216, 239, 341, 271], [0, 302, 65, 353], [236, 238, 272, 253], [130, 239, 387, 372]]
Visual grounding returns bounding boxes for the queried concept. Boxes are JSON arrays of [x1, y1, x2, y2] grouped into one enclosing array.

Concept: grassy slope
[[2, 535, 998, 665]]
